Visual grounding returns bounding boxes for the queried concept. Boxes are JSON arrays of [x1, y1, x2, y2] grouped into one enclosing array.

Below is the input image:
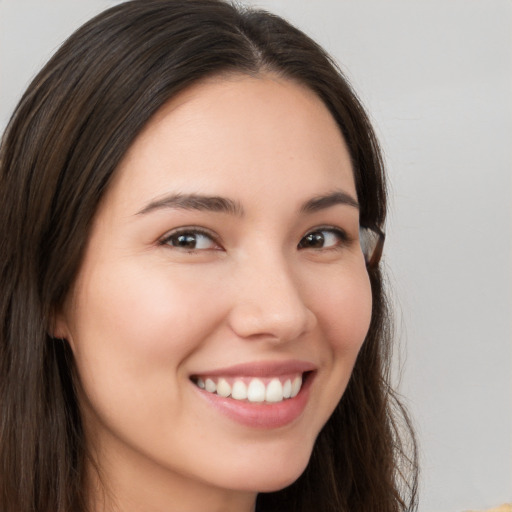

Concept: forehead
[[104, 73, 356, 215]]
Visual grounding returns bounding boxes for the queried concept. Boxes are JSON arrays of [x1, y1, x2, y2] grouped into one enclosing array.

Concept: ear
[[49, 305, 72, 342]]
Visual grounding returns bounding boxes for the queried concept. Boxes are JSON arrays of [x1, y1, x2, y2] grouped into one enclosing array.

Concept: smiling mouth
[[190, 373, 311, 404]]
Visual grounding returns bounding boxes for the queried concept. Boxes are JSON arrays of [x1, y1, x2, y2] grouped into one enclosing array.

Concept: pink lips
[[191, 360, 316, 429], [192, 359, 316, 378]]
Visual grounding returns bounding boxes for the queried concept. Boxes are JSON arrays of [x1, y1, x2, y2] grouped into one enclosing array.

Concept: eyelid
[[158, 226, 223, 250], [304, 225, 351, 240], [299, 225, 353, 249]]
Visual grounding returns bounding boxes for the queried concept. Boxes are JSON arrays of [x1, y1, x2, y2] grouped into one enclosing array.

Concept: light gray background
[[1, 1, 510, 511]]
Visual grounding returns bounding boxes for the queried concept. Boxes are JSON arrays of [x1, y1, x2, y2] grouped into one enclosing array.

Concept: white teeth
[[216, 378, 231, 397], [231, 380, 248, 400], [265, 378, 283, 402], [282, 379, 292, 399], [247, 379, 266, 402], [290, 376, 302, 398], [205, 378, 216, 393], [195, 374, 306, 403]]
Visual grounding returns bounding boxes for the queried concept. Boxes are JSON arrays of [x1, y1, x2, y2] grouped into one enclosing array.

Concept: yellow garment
[[466, 505, 512, 512]]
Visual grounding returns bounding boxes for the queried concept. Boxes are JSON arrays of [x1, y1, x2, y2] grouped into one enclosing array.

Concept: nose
[[227, 252, 317, 343]]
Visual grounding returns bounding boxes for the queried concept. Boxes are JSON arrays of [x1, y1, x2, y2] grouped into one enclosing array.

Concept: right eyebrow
[[135, 193, 244, 217]]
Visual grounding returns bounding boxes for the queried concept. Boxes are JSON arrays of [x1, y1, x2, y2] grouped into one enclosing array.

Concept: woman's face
[[56, 74, 373, 507]]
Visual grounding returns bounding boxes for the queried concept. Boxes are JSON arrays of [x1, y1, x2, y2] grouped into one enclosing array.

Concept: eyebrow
[[136, 190, 359, 217], [136, 193, 244, 216], [300, 191, 359, 213]]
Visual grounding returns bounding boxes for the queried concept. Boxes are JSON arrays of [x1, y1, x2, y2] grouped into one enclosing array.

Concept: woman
[[0, 1, 418, 511]]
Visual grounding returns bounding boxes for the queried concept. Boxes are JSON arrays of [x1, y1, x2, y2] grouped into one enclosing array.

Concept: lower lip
[[193, 373, 314, 429]]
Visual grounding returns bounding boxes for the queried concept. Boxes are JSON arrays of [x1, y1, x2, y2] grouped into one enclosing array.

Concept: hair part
[[0, 1, 418, 511]]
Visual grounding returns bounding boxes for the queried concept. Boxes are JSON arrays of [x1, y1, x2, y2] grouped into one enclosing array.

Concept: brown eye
[[299, 231, 325, 249], [298, 229, 348, 250], [162, 230, 218, 251]]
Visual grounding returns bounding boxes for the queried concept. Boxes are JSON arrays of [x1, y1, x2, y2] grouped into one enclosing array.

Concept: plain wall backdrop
[[0, 1, 510, 510]]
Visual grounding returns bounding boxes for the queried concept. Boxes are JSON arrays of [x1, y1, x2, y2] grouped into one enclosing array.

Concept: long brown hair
[[0, 1, 418, 510]]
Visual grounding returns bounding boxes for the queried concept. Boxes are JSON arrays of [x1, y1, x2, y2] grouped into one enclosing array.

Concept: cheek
[[311, 264, 373, 354], [70, 262, 223, 366], [296, 263, 372, 443], [65, 261, 230, 437]]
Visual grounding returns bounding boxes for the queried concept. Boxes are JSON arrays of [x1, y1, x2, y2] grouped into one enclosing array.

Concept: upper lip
[[191, 359, 317, 378]]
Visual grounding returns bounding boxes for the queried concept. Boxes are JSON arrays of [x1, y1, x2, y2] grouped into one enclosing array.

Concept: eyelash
[[297, 226, 351, 251], [159, 226, 351, 253], [159, 227, 221, 253]]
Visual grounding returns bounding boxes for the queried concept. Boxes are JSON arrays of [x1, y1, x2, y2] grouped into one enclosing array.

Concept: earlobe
[[49, 306, 72, 343]]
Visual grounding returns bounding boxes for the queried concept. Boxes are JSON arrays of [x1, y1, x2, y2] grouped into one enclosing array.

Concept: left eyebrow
[[300, 191, 359, 213]]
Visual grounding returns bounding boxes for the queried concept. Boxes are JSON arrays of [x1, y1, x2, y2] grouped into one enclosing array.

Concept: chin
[[254, 471, 306, 494], [221, 448, 312, 494]]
